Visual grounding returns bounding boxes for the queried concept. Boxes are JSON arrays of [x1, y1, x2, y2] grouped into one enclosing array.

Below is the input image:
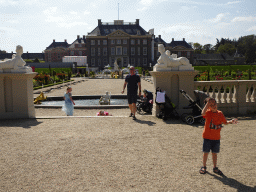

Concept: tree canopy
[[192, 35, 256, 63]]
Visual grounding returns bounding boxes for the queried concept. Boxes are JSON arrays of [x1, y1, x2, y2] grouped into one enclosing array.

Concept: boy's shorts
[[202, 139, 220, 153], [127, 94, 137, 104]]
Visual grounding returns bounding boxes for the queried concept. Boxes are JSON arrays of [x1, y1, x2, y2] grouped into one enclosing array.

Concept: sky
[[0, 0, 255, 53]]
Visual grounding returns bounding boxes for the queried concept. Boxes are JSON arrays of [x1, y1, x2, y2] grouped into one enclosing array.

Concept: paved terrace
[[0, 77, 255, 191]]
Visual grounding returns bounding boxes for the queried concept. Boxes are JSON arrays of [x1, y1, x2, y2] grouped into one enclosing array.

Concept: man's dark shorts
[[127, 93, 137, 104], [202, 139, 220, 153]]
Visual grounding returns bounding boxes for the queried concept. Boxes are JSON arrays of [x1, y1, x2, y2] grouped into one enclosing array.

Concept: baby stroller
[[179, 89, 209, 125], [136, 89, 153, 114], [155, 87, 179, 121]]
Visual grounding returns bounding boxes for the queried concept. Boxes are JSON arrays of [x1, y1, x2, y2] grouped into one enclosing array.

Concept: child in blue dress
[[62, 86, 75, 116]]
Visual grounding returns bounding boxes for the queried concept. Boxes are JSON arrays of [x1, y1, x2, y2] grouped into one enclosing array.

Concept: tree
[[237, 35, 256, 63], [216, 43, 236, 56], [33, 58, 40, 63], [193, 43, 202, 54], [202, 44, 214, 54], [0, 50, 7, 54]]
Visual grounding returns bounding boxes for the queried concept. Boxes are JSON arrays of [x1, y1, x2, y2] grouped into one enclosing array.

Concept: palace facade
[[44, 19, 194, 70]]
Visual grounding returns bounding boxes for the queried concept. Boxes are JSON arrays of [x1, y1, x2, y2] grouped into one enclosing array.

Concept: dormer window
[[137, 30, 141, 35]]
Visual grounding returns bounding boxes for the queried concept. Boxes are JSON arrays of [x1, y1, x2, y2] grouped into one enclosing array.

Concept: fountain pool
[[39, 99, 128, 106]]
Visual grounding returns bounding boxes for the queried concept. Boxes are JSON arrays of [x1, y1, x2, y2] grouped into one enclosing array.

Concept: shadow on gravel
[[207, 172, 256, 192], [134, 119, 156, 126], [0, 119, 42, 129]]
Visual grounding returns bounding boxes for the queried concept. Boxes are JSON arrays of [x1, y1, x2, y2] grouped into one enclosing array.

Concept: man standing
[[121, 66, 141, 120]]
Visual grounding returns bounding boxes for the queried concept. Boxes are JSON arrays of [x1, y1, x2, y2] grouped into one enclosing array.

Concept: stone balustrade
[[194, 80, 256, 115]]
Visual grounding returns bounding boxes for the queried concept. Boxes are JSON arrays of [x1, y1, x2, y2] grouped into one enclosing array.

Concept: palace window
[[131, 58, 135, 65], [131, 47, 135, 55], [187, 52, 190, 58], [138, 47, 140, 55], [111, 39, 115, 44], [91, 58, 95, 66], [123, 47, 127, 55], [79, 51, 82, 56], [91, 48, 95, 56], [111, 47, 115, 55], [103, 58, 107, 65], [143, 39, 147, 45], [123, 39, 127, 44], [91, 40, 95, 45], [70, 51, 74, 56], [103, 47, 107, 56], [98, 48, 100, 56], [111, 58, 115, 65], [98, 40, 100, 45], [143, 47, 147, 55], [123, 57, 127, 66], [117, 40, 121, 44], [103, 40, 107, 45], [98, 58, 101, 66], [143, 58, 147, 66], [131, 39, 135, 45], [116, 47, 122, 55], [137, 39, 140, 44]]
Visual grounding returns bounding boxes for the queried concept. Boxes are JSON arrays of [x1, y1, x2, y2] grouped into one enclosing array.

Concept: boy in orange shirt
[[200, 97, 238, 175]]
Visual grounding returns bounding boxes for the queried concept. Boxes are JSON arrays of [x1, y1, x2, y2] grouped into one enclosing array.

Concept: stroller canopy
[[194, 90, 209, 108]]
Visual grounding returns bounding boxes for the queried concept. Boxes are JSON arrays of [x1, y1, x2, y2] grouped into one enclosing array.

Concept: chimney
[[172, 38, 174, 41], [98, 19, 102, 26], [136, 19, 139, 25], [183, 38, 185, 41], [83, 35, 85, 39], [64, 39, 67, 42], [158, 35, 161, 39], [53, 39, 55, 42], [77, 35, 80, 39]]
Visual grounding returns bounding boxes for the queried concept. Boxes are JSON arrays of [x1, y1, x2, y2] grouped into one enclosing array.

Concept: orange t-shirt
[[203, 110, 227, 140]]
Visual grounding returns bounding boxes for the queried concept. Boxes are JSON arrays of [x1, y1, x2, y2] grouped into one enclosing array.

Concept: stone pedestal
[[0, 72, 37, 119], [150, 70, 198, 116]]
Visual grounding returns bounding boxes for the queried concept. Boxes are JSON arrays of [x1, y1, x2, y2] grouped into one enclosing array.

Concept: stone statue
[[99, 91, 111, 105], [114, 60, 119, 71], [153, 44, 194, 71], [0, 45, 26, 70]]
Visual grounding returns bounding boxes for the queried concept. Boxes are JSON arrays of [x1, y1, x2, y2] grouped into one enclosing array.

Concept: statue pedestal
[[0, 72, 37, 119], [150, 70, 198, 117]]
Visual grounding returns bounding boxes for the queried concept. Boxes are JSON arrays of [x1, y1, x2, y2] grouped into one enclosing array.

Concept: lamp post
[[149, 63, 152, 71]]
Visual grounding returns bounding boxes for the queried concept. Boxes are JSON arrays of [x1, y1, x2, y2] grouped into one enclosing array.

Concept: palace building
[[44, 19, 194, 70]]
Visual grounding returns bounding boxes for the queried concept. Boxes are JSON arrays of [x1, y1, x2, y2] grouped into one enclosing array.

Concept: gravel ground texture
[[1, 77, 255, 191]]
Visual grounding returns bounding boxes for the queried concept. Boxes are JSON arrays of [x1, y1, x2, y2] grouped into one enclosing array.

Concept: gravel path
[[1, 77, 255, 191]]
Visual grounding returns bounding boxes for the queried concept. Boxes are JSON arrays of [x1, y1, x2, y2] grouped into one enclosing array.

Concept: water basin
[[40, 99, 128, 106]]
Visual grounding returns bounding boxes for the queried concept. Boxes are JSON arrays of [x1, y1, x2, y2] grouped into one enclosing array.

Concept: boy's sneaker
[[129, 113, 133, 117], [133, 116, 137, 120]]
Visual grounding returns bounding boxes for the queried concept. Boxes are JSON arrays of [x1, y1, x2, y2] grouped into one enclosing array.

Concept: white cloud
[[138, 0, 168, 11], [84, 10, 90, 15], [209, 13, 226, 23], [137, 7, 148, 11], [139, 0, 153, 6], [226, 1, 241, 5], [43, 7, 58, 16], [0, 27, 19, 35], [58, 22, 88, 29], [70, 11, 78, 15], [181, 6, 197, 11], [231, 16, 256, 22], [247, 26, 256, 32]]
